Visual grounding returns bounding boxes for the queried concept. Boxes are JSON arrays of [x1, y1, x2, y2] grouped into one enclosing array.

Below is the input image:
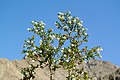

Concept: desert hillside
[[0, 58, 119, 80]]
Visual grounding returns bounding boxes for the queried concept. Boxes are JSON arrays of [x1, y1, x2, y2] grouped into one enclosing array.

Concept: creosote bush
[[21, 11, 103, 80]]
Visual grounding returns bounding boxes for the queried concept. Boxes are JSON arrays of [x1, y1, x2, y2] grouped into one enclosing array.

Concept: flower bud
[[57, 37, 60, 40], [84, 33, 88, 36], [68, 49, 71, 52], [31, 41, 34, 43], [80, 21, 83, 23], [39, 50, 42, 53], [32, 60, 35, 62], [64, 54, 67, 57], [77, 22, 82, 27], [73, 19, 77, 23], [82, 28, 85, 31], [63, 26, 68, 29], [26, 53, 29, 56], [27, 28, 31, 31], [31, 21, 35, 24], [76, 17, 79, 20], [99, 55, 102, 58], [58, 12, 64, 15], [29, 65, 32, 67], [27, 40, 30, 43], [39, 40, 42, 44], [68, 16, 72, 20], [68, 20, 72, 24], [66, 59, 69, 62], [33, 51, 37, 54], [71, 44, 74, 47], [41, 30, 44, 32], [35, 22, 38, 25], [61, 49, 64, 53]]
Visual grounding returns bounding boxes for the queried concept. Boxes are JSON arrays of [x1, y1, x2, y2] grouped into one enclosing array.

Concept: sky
[[0, 0, 120, 66]]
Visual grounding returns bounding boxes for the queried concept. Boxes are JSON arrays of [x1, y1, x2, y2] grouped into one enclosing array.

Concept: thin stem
[[67, 70, 72, 80], [49, 66, 53, 80]]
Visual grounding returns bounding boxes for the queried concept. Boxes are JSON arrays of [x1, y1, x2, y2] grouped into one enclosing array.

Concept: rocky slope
[[102, 68, 120, 80], [0, 58, 119, 80]]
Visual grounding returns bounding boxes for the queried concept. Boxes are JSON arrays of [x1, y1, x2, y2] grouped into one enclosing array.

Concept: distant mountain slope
[[102, 68, 120, 80], [0, 58, 119, 80]]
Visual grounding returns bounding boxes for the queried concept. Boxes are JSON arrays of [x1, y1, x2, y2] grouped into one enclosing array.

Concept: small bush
[[21, 11, 103, 80]]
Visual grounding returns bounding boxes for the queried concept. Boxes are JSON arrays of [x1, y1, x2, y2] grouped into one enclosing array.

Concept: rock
[[102, 68, 120, 80], [0, 58, 119, 80]]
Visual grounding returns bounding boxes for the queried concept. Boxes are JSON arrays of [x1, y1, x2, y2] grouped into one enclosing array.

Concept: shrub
[[21, 11, 103, 80]]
